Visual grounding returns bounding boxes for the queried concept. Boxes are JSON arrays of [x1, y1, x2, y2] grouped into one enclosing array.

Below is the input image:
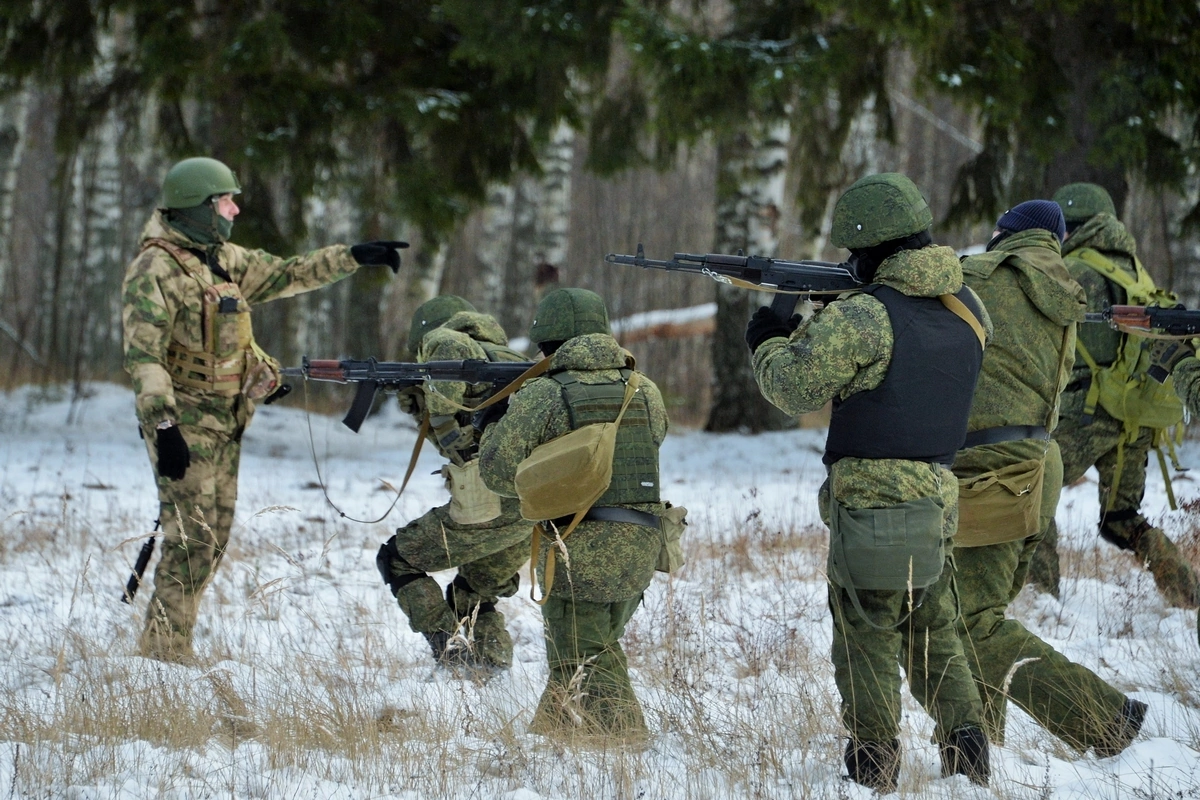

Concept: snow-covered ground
[[0, 382, 1197, 799]]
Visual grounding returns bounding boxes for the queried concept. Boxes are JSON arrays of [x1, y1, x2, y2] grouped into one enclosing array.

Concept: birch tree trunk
[[476, 122, 575, 341], [705, 121, 795, 432]]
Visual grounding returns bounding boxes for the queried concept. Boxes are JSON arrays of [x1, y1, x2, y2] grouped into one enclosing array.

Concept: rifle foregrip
[[342, 380, 379, 433], [306, 359, 347, 381]]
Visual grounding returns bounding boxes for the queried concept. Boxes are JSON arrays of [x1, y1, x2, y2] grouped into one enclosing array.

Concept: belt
[[550, 506, 660, 529], [962, 425, 1050, 448]]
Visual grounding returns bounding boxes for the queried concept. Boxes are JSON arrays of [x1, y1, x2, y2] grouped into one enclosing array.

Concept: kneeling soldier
[[376, 296, 533, 670]]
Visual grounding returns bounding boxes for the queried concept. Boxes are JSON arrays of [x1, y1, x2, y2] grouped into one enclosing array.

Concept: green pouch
[[827, 494, 946, 629], [655, 504, 688, 573]]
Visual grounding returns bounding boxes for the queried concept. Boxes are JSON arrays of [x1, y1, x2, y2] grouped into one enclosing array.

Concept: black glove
[[350, 240, 410, 274], [263, 383, 292, 405], [744, 306, 792, 353], [1147, 338, 1196, 384], [472, 398, 510, 433], [156, 425, 191, 481]]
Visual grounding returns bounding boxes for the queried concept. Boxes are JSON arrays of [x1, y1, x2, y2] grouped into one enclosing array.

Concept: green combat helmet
[[528, 288, 610, 346], [161, 157, 242, 209], [1052, 182, 1117, 223], [409, 295, 477, 349], [831, 173, 933, 250]]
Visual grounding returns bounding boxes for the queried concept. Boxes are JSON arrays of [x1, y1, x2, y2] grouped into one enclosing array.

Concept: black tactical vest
[[824, 285, 984, 466], [552, 368, 660, 505]]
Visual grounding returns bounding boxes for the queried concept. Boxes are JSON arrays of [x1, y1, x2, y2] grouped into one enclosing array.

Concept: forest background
[[2, 0, 1199, 428]]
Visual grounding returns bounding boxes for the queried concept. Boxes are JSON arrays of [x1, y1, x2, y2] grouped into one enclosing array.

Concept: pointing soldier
[[122, 156, 406, 663]]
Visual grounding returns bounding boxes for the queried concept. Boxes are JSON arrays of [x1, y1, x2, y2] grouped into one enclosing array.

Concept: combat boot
[[138, 618, 196, 665], [1132, 526, 1199, 609], [843, 738, 900, 793], [939, 725, 989, 786], [469, 603, 514, 669], [1094, 697, 1148, 758]]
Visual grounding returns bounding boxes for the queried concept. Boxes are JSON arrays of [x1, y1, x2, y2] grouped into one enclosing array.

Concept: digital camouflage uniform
[[376, 310, 533, 668], [753, 245, 989, 750], [480, 332, 670, 740], [1028, 213, 1199, 608], [952, 228, 1140, 753], [123, 209, 361, 660], [1160, 355, 1200, 645]]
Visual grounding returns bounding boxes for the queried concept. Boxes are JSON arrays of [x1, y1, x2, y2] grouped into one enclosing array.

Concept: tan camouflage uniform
[[753, 245, 989, 746], [378, 311, 533, 667], [123, 209, 360, 660], [479, 333, 670, 739], [952, 228, 1137, 751]]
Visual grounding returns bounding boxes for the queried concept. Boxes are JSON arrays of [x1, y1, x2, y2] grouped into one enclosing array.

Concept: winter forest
[[2, 1, 1200, 798]]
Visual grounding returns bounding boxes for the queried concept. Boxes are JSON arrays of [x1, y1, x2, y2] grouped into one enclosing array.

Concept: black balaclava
[[848, 229, 932, 284]]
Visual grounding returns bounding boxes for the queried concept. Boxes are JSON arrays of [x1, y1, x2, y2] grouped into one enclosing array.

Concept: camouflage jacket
[[407, 311, 524, 462], [954, 228, 1087, 478], [122, 210, 360, 433], [753, 245, 992, 514], [478, 332, 669, 504], [1063, 213, 1139, 380], [1171, 356, 1200, 418]]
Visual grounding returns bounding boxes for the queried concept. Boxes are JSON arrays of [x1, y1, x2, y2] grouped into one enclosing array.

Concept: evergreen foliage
[[0, 1, 623, 249]]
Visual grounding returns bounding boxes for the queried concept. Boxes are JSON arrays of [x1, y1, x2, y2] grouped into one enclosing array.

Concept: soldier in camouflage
[[749, 173, 991, 791], [122, 157, 405, 663], [952, 200, 1147, 755], [479, 288, 671, 741], [375, 295, 533, 671], [1027, 183, 1199, 609]]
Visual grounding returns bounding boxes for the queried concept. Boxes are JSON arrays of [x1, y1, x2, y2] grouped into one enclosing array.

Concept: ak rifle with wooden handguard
[[1085, 305, 1200, 337], [282, 357, 537, 432], [604, 244, 861, 321]]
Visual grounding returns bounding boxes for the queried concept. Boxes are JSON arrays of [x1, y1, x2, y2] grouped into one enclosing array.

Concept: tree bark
[[705, 124, 795, 433]]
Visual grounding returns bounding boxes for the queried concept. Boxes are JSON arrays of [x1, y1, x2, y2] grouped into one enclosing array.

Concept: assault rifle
[[605, 244, 861, 320], [281, 357, 538, 432], [1085, 305, 1200, 337]]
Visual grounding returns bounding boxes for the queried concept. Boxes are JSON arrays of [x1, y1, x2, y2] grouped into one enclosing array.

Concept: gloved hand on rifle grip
[[263, 383, 292, 405], [472, 397, 510, 433], [350, 240, 410, 274], [1147, 338, 1197, 384], [156, 424, 191, 481], [745, 306, 793, 353]]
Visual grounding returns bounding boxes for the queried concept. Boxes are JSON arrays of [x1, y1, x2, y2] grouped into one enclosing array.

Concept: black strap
[[962, 425, 1050, 448], [551, 506, 660, 529]]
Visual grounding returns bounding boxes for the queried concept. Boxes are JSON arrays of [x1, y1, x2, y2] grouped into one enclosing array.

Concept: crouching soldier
[[952, 200, 1147, 756], [375, 295, 534, 671], [749, 173, 991, 791], [478, 288, 679, 741]]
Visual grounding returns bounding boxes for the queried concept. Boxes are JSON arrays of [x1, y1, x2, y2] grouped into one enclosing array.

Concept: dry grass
[[0, 481, 1197, 799]]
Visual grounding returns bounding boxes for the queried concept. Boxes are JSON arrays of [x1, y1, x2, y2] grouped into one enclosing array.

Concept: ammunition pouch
[[827, 494, 946, 629], [442, 459, 502, 525], [956, 458, 1046, 548]]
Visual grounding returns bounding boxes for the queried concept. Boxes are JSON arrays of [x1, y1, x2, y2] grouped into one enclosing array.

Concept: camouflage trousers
[[139, 423, 241, 661], [379, 495, 530, 636], [1030, 390, 1186, 598], [956, 442, 1126, 749], [829, 549, 983, 744], [531, 514, 661, 740]]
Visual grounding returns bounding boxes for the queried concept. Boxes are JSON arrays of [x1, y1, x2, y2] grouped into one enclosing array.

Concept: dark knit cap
[[996, 199, 1066, 242]]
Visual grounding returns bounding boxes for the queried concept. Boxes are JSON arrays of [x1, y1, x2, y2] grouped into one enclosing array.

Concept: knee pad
[[376, 536, 423, 596]]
